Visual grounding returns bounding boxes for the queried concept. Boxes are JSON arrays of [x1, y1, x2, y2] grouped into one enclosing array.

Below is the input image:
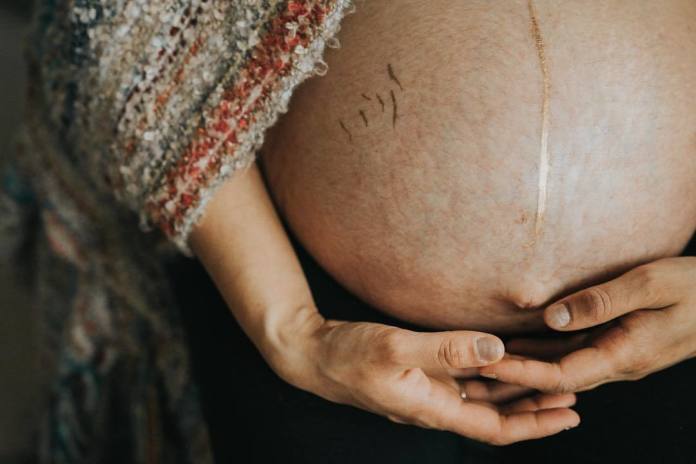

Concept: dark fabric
[[167, 232, 696, 464]]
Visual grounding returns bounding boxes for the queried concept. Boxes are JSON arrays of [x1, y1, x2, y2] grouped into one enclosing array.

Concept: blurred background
[[0, 1, 38, 463]]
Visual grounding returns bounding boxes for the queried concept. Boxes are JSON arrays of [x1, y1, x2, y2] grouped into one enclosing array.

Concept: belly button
[[507, 281, 555, 310], [515, 299, 540, 310]]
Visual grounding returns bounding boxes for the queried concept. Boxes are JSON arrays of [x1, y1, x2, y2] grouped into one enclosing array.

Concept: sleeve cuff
[[139, 0, 354, 257]]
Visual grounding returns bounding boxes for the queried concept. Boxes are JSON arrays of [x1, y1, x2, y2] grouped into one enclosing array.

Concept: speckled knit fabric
[[0, 0, 353, 462]]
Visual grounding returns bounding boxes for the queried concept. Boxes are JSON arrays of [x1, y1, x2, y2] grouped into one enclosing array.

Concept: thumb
[[545, 264, 670, 331], [393, 330, 505, 369]]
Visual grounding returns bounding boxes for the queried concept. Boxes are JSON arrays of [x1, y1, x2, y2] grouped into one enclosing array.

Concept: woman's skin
[[189, 164, 580, 445], [189, 0, 695, 446]]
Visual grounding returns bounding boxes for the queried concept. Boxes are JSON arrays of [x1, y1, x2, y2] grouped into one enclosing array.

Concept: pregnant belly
[[260, 0, 696, 333]]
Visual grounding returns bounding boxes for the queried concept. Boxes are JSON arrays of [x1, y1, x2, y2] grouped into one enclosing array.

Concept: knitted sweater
[[0, 1, 352, 462]]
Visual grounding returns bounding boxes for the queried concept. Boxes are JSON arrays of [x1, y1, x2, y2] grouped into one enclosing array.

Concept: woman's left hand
[[477, 257, 696, 393]]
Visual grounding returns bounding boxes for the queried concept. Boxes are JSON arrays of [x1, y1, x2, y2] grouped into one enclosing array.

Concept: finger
[[479, 343, 617, 393], [494, 408, 580, 444], [506, 333, 590, 360], [444, 401, 580, 445], [391, 330, 505, 369], [500, 393, 576, 414], [396, 372, 580, 445], [545, 264, 674, 331], [458, 379, 535, 403]]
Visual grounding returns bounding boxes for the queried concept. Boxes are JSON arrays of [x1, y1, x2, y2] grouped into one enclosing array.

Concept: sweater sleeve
[[31, 0, 352, 257]]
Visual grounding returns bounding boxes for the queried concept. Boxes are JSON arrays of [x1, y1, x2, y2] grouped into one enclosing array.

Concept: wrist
[[256, 303, 327, 388]]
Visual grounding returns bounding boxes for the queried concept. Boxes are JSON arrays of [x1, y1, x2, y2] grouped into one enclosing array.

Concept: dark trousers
[[167, 232, 696, 464]]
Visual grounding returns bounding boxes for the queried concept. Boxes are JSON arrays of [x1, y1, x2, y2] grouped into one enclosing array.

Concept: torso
[[260, 0, 696, 333]]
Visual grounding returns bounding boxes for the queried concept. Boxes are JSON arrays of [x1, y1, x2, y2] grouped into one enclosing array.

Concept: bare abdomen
[[260, 0, 696, 333]]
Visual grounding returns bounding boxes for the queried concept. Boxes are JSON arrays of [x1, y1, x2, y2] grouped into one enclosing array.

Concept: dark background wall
[[1, 0, 32, 19], [0, 1, 38, 463]]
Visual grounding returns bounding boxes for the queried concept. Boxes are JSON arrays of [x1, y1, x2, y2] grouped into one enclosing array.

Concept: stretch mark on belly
[[359, 109, 369, 127], [388, 63, 404, 91], [376, 94, 386, 112], [361, 93, 372, 101], [390, 90, 398, 128], [528, 0, 551, 239], [339, 119, 353, 143]]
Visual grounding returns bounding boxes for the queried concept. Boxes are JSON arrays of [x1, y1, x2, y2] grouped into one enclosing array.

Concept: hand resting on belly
[[260, 0, 696, 333]]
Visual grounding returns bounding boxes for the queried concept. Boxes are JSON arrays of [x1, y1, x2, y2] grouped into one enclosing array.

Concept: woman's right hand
[[268, 312, 580, 446]]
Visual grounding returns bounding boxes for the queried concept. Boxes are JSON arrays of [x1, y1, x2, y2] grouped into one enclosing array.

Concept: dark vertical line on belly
[[528, 0, 551, 239], [390, 90, 398, 128]]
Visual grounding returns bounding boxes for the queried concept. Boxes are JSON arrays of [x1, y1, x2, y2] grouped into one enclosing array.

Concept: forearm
[[188, 162, 323, 373]]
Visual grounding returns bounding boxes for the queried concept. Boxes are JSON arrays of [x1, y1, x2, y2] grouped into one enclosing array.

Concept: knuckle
[[373, 328, 404, 364], [633, 264, 658, 287], [551, 365, 577, 393], [579, 287, 613, 323], [436, 337, 467, 369], [632, 265, 661, 305], [553, 378, 577, 394], [602, 322, 655, 379], [619, 344, 655, 376]]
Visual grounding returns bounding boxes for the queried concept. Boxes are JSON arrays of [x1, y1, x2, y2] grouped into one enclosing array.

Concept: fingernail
[[480, 372, 497, 379], [475, 337, 504, 363], [548, 304, 571, 328]]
